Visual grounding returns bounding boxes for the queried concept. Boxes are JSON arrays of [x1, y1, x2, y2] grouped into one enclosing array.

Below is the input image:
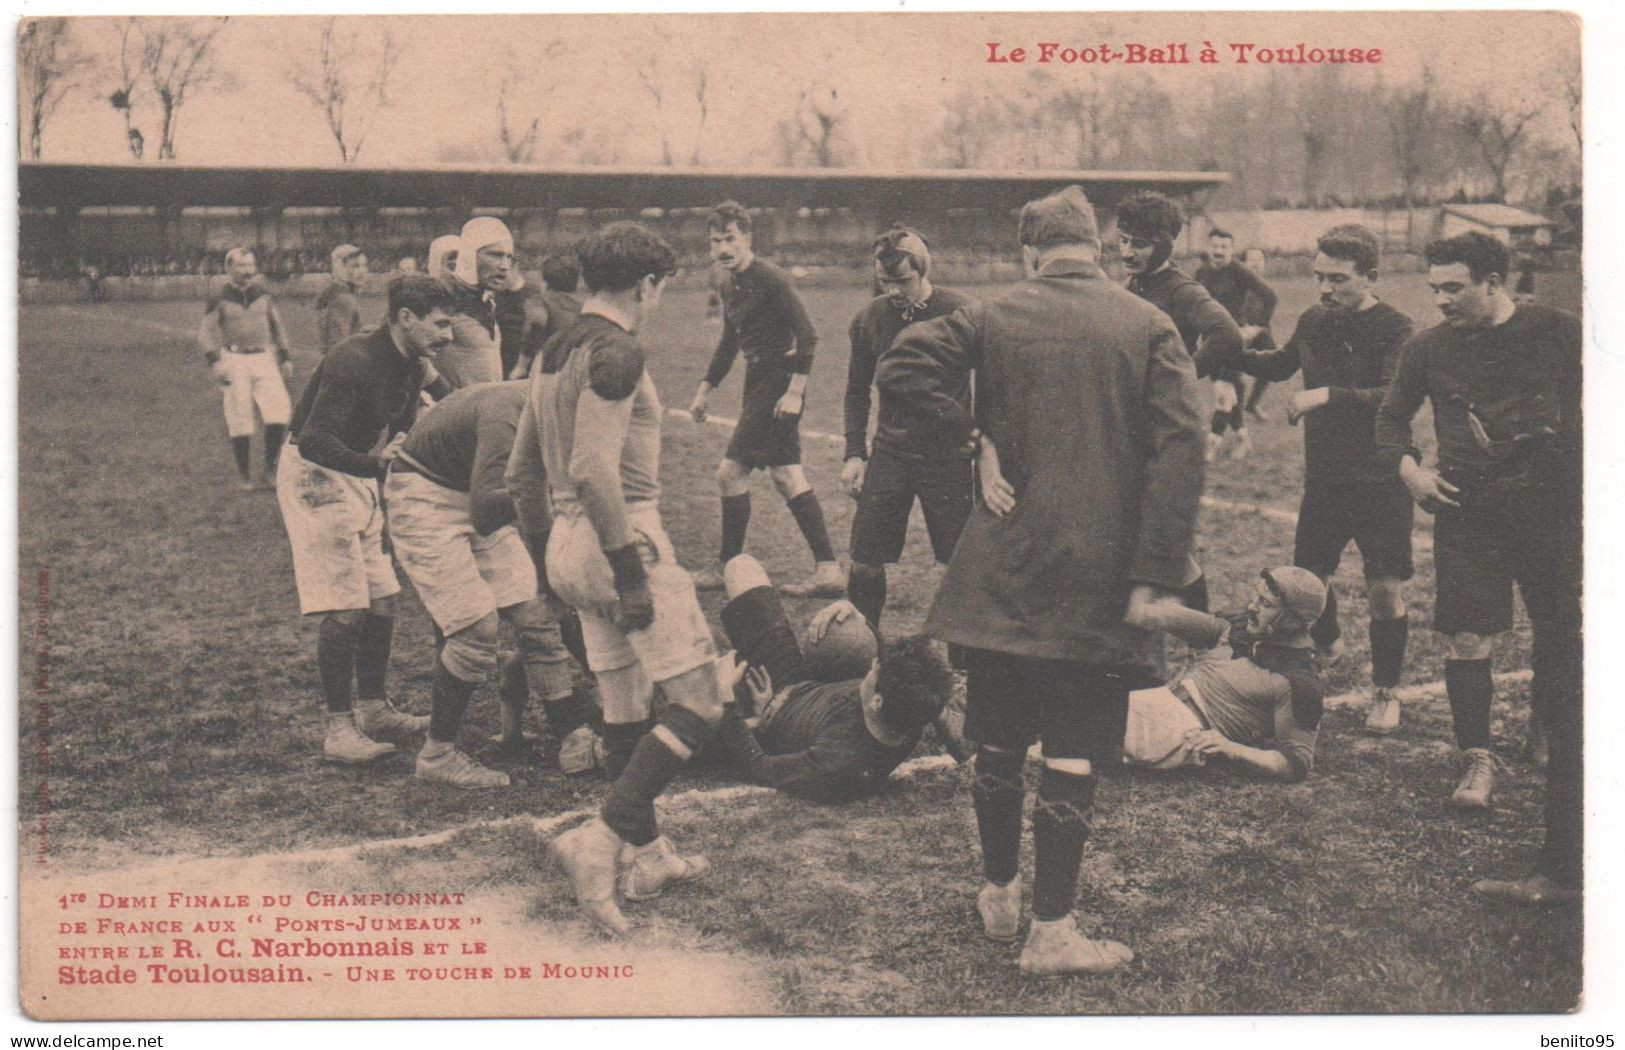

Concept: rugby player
[[507, 253, 584, 381], [689, 201, 842, 598], [386, 380, 596, 787], [435, 217, 513, 389], [198, 247, 294, 492], [1119, 193, 1245, 467], [1240, 246, 1276, 417], [427, 235, 460, 283], [712, 555, 952, 802], [1122, 567, 1326, 782], [1376, 233, 1581, 905], [317, 244, 368, 355], [274, 275, 455, 763], [534, 222, 726, 936], [1196, 227, 1279, 425], [882, 185, 1205, 975], [1231, 225, 1416, 732], [841, 225, 972, 631]]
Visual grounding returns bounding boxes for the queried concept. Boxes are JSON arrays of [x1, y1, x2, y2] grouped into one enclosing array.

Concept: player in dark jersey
[[689, 201, 842, 598], [713, 555, 952, 802], [1376, 233, 1581, 905], [1232, 224, 1416, 734], [317, 244, 367, 355], [274, 275, 455, 764], [506, 253, 584, 381], [841, 226, 973, 632], [1197, 228, 1279, 426]]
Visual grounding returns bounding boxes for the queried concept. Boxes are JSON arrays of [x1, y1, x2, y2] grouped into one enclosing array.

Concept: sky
[[22, 10, 1580, 170]]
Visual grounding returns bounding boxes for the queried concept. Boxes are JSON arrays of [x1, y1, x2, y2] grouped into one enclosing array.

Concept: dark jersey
[[1127, 265, 1243, 378], [703, 258, 819, 387], [1236, 301, 1415, 482], [398, 381, 528, 534], [843, 287, 973, 461], [290, 326, 439, 479], [717, 682, 921, 803], [1196, 260, 1278, 328]]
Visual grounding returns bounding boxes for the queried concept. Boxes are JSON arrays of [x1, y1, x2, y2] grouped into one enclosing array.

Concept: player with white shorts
[[199, 247, 293, 491], [276, 274, 455, 764]]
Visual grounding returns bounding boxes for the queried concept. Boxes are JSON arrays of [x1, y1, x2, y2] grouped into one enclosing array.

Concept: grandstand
[[19, 161, 1228, 284]]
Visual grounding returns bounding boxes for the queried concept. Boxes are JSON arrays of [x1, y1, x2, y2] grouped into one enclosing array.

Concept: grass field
[[16, 271, 1583, 1014]]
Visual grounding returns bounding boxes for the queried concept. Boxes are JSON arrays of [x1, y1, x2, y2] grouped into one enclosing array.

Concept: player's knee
[[723, 554, 771, 597], [441, 615, 501, 683], [770, 465, 810, 499], [1367, 578, 1407, 619], [1450, 632, 1491, 661], [716, 459, 750, 493], [503, 599, 562, 648]]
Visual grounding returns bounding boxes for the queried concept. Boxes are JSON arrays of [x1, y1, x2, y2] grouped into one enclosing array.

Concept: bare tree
[[108, 18, 146, 159], [1389, 68, 1439, 207], [1456, 92, 1541, 202], [1560, 64, 1582, 158], [139, 17, 229, 161], [493, 42, 566, 165], [289, 18, 401, 163], [773, 84, 853, 168], [19, 18, 89, 160], [634, 51, 713, 166]]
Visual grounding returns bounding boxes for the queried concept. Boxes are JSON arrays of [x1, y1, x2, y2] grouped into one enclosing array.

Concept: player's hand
[[1287, 387, 1330, 425], [1184, 728, 1235, 760], [1238, 324, 1264, 344], [613, 580, 656, 633], [279, 360, 294, 382], [689, 389, 709, 423], [774, 389, 804, 420], [977, 436, 1015, 517], [744, 664, 773, 706], [378, 433, 409, 465], [210, 361, 230, 387], [1400, 460, 1461, 513], [1123, 583, 1179, 630], [715, 650, 749, 697], [806, 599, 862, 644], [1212, 380, 1239, 414], [841, 457, 867, 498]]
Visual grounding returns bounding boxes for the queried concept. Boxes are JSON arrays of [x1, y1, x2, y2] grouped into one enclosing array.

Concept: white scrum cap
[[426, 235, 461, 280], [454, 217, 514, 287]]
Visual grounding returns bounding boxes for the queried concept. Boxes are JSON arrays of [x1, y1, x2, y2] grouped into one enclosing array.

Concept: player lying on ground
[[710, 554, 954, 802], [535, 222, 726, 936], [384, 380, 599, 788], [274, 275, 455, 763], [198, 247, 294, 492], [689, 200, 843, 598], [1121, 566, 1328, 782]]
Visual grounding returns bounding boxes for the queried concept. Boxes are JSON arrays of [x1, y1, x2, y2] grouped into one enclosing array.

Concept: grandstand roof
[[19, 162, 1228, 213]]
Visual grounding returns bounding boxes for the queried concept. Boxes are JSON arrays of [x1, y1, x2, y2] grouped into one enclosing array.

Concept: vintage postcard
[[15, 8, 1593, 1023]]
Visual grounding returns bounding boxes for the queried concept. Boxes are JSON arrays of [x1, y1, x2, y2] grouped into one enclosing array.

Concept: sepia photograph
[[10, 3, 1607, 1028]]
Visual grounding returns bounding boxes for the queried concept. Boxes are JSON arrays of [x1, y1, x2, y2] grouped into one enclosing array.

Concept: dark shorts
[[1432, 484, 1580, 636], [725, 363, 801, 468], [960, 647, 1139, 762], [720, 585, 810, 690], [1294, 479, 1415, 582], [849, 448, 973, 565]]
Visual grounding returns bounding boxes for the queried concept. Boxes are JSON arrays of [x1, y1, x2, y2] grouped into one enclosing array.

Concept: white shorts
[[547, 503, 715, 682], [384, 469, 537, 635], [1122, 685, 1206, 770], [219, 350, 291, 437], [276, 444, 400, 615]]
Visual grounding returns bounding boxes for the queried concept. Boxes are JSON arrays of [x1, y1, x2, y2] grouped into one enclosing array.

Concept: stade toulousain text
[[985, 42, 1383, 66]]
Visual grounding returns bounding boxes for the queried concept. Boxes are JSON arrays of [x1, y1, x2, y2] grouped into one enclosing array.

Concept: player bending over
[[385, 380, 599, 788], [274, 275, 455, 763], [198, 247, 294, 491], [711, 554, 952, 802], [1121, 567, 1326, 782], [533, 222, 727, 936], [689, 201, 843, 598]]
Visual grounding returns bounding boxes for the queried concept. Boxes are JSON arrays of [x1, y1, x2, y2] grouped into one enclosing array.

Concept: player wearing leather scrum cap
[[435, 217, 514, 389], [317, 243, 368, 355], [841, 225, 974, 634], [198, 246, 295, 491]]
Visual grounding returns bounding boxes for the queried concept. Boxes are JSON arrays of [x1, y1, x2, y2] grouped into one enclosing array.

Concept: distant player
[[198, 247, 294, 492], [841, 226, 973, 631], [689, 201, 842, 598], [1240, 246, 1276, 417], [395, 257, 421, 276], [316, 244, 368, 354], [1197, 228, 1278, 423], [385, 381, 596, 787], [1123, 567, 1326, 782], [274, 275, 455, 763], [1231, 225, 1416, 732], [1119, 194, 1245, 466], [436, 218, 513, 389], [713, 554, 952, 801], [506, 253, 584, 381], [1377, 234, 1581, 895], [427, 235, 459, 283], [535, 222, 726, 936]]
